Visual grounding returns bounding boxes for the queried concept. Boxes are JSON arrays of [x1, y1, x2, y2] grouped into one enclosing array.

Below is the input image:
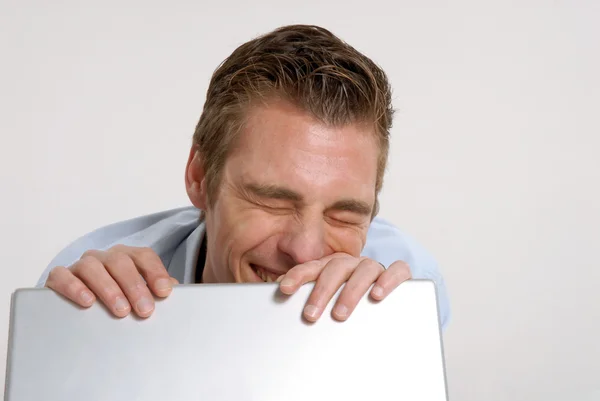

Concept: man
[[36, 24, 450, 328]]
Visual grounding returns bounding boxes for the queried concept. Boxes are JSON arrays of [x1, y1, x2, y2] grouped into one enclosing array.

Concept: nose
[[278, 216, 327, 265]]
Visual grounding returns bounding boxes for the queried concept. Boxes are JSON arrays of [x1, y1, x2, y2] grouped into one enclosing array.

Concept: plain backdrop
[[1, 1, 599, 400]]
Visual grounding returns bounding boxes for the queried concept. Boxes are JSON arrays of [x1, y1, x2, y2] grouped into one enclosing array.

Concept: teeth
[[256, 267, 265, 281], [255, 266, 275, 282]]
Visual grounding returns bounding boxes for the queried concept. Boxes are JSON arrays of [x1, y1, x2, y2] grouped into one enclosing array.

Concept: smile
[[250, 264, 283, 282]]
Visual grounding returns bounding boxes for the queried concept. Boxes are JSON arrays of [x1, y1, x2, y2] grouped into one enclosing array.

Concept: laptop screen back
[[4, 280, 448, 401]]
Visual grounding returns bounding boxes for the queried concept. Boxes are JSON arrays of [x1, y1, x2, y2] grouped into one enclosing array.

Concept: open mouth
[[250, 264, 283, 283]]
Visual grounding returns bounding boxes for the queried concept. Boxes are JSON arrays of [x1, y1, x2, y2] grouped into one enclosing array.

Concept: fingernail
[[115, 297, 130, 312], [333, 304, 348, 319], [280, 278, 295, 287], [303, 304, 320, 320], [136, 297, 154, 314], [372, 285, 384, 298], [276, 275, 284, 283], [80, 291, 94, 305], [155, 278, 172, 292]]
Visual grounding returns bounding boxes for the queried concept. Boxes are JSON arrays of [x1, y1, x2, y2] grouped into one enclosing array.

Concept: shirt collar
[[167, 221, 206, 284]]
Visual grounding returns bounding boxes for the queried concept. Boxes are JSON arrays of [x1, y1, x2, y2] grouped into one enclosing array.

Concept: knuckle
[[299, 260, 322, 270], [289, 260, 321, 278], [306, 260, 325, 273], [402, 269, 413, 280], [106, 251, 134, 268], [396, 261, 411, 275], [46, 266, 64, 283], [135, 248, 165, 273], [72, 255, 101, 274], [81, 249, 99, 260], [136, 246, 156, 257], [311, 259, 327, 269], [363, 258, 384, 272], [79, 254, 100, 266], [109, 244, 129, 253], [65, 279, 83, 296], [339, 258, 358, 274], [388, 262, 412, 280], [282, 268, 299, 280], [123, 277, 148, 294], [324, 256, 351, 270]]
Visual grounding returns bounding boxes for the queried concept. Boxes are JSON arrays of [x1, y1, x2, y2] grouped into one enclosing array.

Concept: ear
[[185, 145, 208, 210]]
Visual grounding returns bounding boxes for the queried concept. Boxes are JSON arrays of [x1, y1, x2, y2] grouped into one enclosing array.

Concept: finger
[[91, 249, 156, 318], [278, 260, 326, 295], [331, 258, 384, 321], [278, 252, 350, 294], [302, 256, 358, 322], [45, 266, 96, 308], [127, 247, 175, 297], [370, 260, 412, 301], [70, 254, 132, 318]]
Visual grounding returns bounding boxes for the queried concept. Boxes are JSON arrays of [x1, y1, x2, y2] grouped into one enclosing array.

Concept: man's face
[[202, 100, 380, 283]]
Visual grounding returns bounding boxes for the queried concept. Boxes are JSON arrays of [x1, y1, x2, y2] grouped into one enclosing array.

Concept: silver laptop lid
[[4, 280, 448, 401]]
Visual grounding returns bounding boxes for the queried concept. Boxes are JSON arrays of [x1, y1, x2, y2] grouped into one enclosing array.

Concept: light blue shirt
[[36, 206, 451, 329]]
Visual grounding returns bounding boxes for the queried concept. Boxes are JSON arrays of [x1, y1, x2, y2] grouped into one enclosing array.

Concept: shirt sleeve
[[35, 208, 185, 288], [35, 229, 120, 288]]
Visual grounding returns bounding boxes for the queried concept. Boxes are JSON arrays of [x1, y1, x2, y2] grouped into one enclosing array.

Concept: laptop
[[4, 280, 448, 401]]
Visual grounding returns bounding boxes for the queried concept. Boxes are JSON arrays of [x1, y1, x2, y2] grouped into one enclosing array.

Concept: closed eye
[[254, 201, 295, 214], [326, 214, 367, 227]]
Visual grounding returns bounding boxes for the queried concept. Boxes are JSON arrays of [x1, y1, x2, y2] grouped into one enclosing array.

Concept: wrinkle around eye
[[253, 202, 296, 216], [325, 215, 368, 230], [326, 209, 369, 225]]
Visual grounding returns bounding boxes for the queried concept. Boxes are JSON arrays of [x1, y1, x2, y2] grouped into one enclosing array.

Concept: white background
[[1, 1, 599, 400]]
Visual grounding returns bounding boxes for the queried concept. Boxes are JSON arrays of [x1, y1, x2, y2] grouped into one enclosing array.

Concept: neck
[[201, 262, 218, 283]]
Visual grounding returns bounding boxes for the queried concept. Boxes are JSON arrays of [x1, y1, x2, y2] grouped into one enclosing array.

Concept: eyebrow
[[326, 199, 373, 216], [243, 183, 303, 202], [243, 182, 373, 216]]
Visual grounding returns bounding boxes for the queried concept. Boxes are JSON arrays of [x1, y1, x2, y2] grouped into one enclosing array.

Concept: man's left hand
[[277, 253, 411, 322]]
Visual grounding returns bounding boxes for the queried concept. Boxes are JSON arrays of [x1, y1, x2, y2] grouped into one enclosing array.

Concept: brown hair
[[193, 24, 394, 217]]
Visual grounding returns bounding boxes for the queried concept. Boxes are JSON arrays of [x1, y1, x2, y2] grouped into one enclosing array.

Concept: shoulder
[[364, 216, 436, 273], [364, 216, 451, 330], [36, 206, 201, 287]]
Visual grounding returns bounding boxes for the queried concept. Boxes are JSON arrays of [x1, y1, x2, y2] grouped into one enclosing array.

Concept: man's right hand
[[45, 245, 178, 318]]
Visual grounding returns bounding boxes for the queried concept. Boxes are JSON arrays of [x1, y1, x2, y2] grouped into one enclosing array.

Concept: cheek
[[210, 203, 282, 266], [327, 226, 368, 257]]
